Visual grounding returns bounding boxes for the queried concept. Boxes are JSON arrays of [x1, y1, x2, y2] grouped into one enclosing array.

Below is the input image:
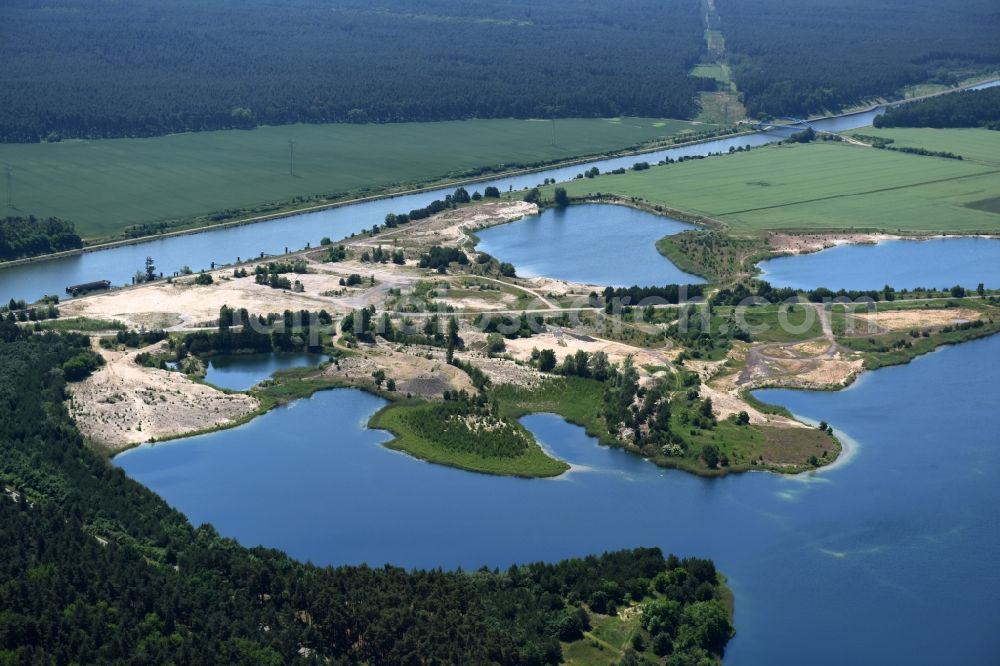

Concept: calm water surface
[[475, 204, 704, 286], [202, 352, 328, 391], [117, 334, 1000, 665], [0, 107, 888, 303], [759, 237, 1000, 290]]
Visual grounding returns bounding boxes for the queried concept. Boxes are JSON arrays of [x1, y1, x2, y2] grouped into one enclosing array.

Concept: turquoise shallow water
[[758, 237, 1000, 291], [117, 333, 1000, 665], [475, 204, 704, 286]]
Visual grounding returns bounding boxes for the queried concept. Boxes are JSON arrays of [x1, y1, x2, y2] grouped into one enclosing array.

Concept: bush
[[62, 351, 104, 381], [487, 332, 506, 353]]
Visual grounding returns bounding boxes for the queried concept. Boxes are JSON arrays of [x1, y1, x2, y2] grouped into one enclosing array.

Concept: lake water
[[475, 204, 704, 286], [202, 352, 328, 391], [116, 333, 1000, 665], [0, 106, 889, 304], [758, 237, 1000, 291]]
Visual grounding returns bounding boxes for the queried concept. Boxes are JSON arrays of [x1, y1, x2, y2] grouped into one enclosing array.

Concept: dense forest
[[718, 0, 1000, 117], [0, 324, 732, 663], [0, 217, 82, 261], [0, 0, 709, 142], [874, 86, 1000, 130]]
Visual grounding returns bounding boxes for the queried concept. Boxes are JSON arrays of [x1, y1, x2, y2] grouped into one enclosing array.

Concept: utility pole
[[5, 167, 12, 209], [551, 119, 556, 147], [288, 139, 296, 177]]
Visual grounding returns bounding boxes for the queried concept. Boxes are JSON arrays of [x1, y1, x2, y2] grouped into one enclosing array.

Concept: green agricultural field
[[549, 141, 1000, 233], [0, 118, 706, 241], [850, 126, 1000, 166]]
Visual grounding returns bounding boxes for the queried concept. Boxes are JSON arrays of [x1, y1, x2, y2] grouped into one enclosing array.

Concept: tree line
[[0, 216, 82, 261], [874, 86, 1000, 130]]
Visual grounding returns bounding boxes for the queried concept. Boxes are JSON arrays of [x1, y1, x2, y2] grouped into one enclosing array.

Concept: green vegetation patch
[[656, 230, 770, 282], [717, 304, 825, 343], [851, 127, 1000, 166], [0, 117, 705, 240], [966, 196, 1000, 214], [493, 377, 613, 446], [370, 401, 568, 477], [34, 316, 126, 332], [548, 142, 1000, 233]]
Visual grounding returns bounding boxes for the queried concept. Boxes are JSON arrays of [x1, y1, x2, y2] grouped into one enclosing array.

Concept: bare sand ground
[[768, 232, 899, 255], [703, 340, 863, 427], [738, 345, 863, 391], [855, 307, 982, 331], [59, 201, 545, 329], [321, 344, 474, 398], [67, 343, 258, 450], [356, 200, 538, 250], [502, 331, 668, 368], [768, 231, 1000, 256]]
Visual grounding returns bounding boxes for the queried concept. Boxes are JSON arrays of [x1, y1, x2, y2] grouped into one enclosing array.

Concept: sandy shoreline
[[768, 231, 1000, 256]]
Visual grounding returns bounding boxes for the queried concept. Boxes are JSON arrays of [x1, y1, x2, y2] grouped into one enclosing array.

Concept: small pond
[[202, 352, 328, 391]]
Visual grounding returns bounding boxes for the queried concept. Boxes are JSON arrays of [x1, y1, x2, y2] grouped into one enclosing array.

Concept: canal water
[[0, 107, 885, 303]]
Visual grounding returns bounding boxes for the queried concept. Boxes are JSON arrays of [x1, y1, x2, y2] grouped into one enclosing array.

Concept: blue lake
[[475, 204, 704, 286], [116, 333, 1000, 665], [202, 352, 328, 391], [758, 237, 1000, 291]]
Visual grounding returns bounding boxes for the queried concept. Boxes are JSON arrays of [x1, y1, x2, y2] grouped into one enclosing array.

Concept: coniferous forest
[[0, 0, 708, 142], [719, 0, 1000, 118], [874, 86, 1000, 130], [2, 0, 996, 141]]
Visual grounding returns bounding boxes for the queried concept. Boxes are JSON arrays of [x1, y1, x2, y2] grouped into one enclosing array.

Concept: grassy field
[[691, 63, 727, 81], [368, 401, 569, 478], [549, 141, 1000, 232], [493, 376, 615, 446], [0, 117, 707, 240], [851, 126, 1000, 166], [714, 304, 825, 342]]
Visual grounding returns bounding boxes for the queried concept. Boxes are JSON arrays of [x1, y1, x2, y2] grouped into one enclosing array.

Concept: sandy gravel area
[[856, 307, 982, 331], [354, 200, 538, 251], [61, 276, 333, 329], [322, 345, 474, 398], [67, 344, 258, 450], [768, 232, 899, 255], [456, 351, 543, 388], [502, 331, 668, 368]]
